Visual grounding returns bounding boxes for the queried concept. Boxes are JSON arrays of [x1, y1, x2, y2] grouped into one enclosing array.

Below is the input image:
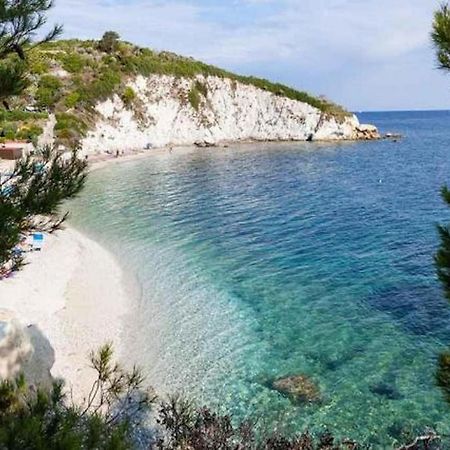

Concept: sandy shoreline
[[0, 226, 131, 401]]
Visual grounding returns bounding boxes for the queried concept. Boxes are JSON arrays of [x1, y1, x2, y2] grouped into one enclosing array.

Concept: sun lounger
[[32, 233, 44, 251]]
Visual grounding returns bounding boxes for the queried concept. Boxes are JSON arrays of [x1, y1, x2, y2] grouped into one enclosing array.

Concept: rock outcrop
[[81, 75, 378, 155], [0, 309, 54, 388]]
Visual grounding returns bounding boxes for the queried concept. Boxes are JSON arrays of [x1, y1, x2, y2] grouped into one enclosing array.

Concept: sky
[[47, 0, 450, 111]]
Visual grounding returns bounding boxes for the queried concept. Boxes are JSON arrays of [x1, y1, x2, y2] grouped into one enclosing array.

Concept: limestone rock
[[354, 124, 381, 140], [271, 374, 321, 404], [81, 75, 379, 155], [0, 310, 54, 388]]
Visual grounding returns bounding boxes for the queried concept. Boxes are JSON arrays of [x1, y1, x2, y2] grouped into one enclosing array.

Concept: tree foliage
[[432, 3, 450, 406], [436, 188, 450, 300], [432, 4, 450, 72], [0, 146, 87, 271], [0, 0, 61, 106], [0, 0, 62, 60], [0, 56, 28, 108], [0, 345, 154, 450], [98, 31, 120, 54]]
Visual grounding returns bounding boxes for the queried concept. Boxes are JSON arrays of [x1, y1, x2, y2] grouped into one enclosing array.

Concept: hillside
[[1, 39, 378, 151]]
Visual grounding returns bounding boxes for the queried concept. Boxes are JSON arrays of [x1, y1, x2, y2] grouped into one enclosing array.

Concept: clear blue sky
[[48, 0, 450, 111]]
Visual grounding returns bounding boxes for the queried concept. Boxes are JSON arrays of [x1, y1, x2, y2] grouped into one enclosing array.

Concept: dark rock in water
[[365, 285, 450, 339], [369, 382, 403, 400], [383, 132, 403, 140], [194, 140, 216, 148], [271, 375, 321, 404]]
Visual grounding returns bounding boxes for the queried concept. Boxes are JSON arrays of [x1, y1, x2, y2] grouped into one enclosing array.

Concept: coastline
[[0, 226, 131, 401]]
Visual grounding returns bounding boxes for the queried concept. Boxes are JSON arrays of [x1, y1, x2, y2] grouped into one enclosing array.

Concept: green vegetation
[[0, 110, 47, 144], [432, 4, 450, 72], [188, 80, 208, 110], [0, 147, 87, 272], [0, 33, 350, 147], [121, 86, 136, 108], [98, 31, 121, 54], [0, 0, 62, 144], [64, 91, 81, 109], [0, 345, 441, 449], [54, 112, 88, 147], [432, 3, 450, 406], [35, 75, 62, 108], [188, 83, 202, 111], [0, 345, 153, 450], [23, 38, 349, 123], [59, 52, 88, 74]]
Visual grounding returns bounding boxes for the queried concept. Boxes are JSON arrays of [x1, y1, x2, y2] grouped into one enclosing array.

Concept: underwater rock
[[271, 374, 321, 404], [369, 382, 403, 400]]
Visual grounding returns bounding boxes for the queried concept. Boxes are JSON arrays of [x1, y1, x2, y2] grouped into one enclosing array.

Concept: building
[[0, 142, 27, 160]]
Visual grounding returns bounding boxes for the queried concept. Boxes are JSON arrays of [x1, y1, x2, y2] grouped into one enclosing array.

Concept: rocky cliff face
[[81, 75, 378, 154]]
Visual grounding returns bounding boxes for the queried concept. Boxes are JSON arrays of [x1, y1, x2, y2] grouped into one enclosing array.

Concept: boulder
[[354, 124, 380, 140], [0, 309, 54, 388], [194, 140, 216, 148], [271, 374, 321, 404]]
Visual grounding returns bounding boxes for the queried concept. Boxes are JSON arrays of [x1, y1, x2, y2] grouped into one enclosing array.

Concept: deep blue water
[[68, 110, 450, 446]]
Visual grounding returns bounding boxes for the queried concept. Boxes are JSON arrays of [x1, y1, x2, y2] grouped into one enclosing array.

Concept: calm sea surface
[[68, 111, 450, 446]]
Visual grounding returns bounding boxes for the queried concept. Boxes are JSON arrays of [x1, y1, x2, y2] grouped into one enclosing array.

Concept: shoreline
[[0, 137, 375, 398], [0, 226, 131, 401]]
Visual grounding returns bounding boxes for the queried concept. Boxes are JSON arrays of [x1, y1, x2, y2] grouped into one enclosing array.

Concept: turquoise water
[[68, 111, 450, 446]]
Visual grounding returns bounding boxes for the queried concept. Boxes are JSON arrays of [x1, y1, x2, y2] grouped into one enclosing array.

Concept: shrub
[[195, 80, 208, 97], [0, 122, 17, 140], [15, 124, 43, 142], [80, 70, 122, 105], [121, 86, 136, 107], [55, 113, 88, 147], [0, 110, 48, 121], [98, 31, 120, 54], [35, 75, 62, 108], [64, 91, 81, 108], [188, 84, 201, 111], [60, 52, 87, 73], [0, 345, 153, 449]]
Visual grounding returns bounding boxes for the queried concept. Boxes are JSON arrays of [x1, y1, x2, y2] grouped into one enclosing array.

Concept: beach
[[0, 226, 131, 401]]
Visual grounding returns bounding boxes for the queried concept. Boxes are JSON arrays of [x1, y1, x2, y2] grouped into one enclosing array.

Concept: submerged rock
[[271, 374, 321, 404], [369, 382, 403, 400]]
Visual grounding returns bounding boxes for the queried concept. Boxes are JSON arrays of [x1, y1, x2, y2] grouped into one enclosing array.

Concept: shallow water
[[68, 110, 450, 446]]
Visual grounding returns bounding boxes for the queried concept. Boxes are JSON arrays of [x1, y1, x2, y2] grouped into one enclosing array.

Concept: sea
[[68, 110, 450, 446]]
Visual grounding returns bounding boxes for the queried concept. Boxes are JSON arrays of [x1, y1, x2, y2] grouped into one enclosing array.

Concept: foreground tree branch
[[0, 146, 87, 272], [0, 0, 62, 60]]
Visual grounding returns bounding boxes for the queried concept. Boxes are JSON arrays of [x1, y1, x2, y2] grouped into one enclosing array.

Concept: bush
[[60, 52, 87, 73], [15, 124, 43, 142], [195, 80, 208, 97], [35, 75, 62, 108], [98, 31, 120, 54], [0, 110, 48, 121], [188, 84, 201, 111], [0, 345, 153, 450], [64, 91, 81, 109], [121, 86, 136, 107], [55, 113, 88, 147]]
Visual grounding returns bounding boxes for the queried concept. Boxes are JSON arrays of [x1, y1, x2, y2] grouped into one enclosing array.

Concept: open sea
[[68, 110, 450, 446]]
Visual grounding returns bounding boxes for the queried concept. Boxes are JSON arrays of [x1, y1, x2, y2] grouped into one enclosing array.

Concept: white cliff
[[81, 75, 378, 154]]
